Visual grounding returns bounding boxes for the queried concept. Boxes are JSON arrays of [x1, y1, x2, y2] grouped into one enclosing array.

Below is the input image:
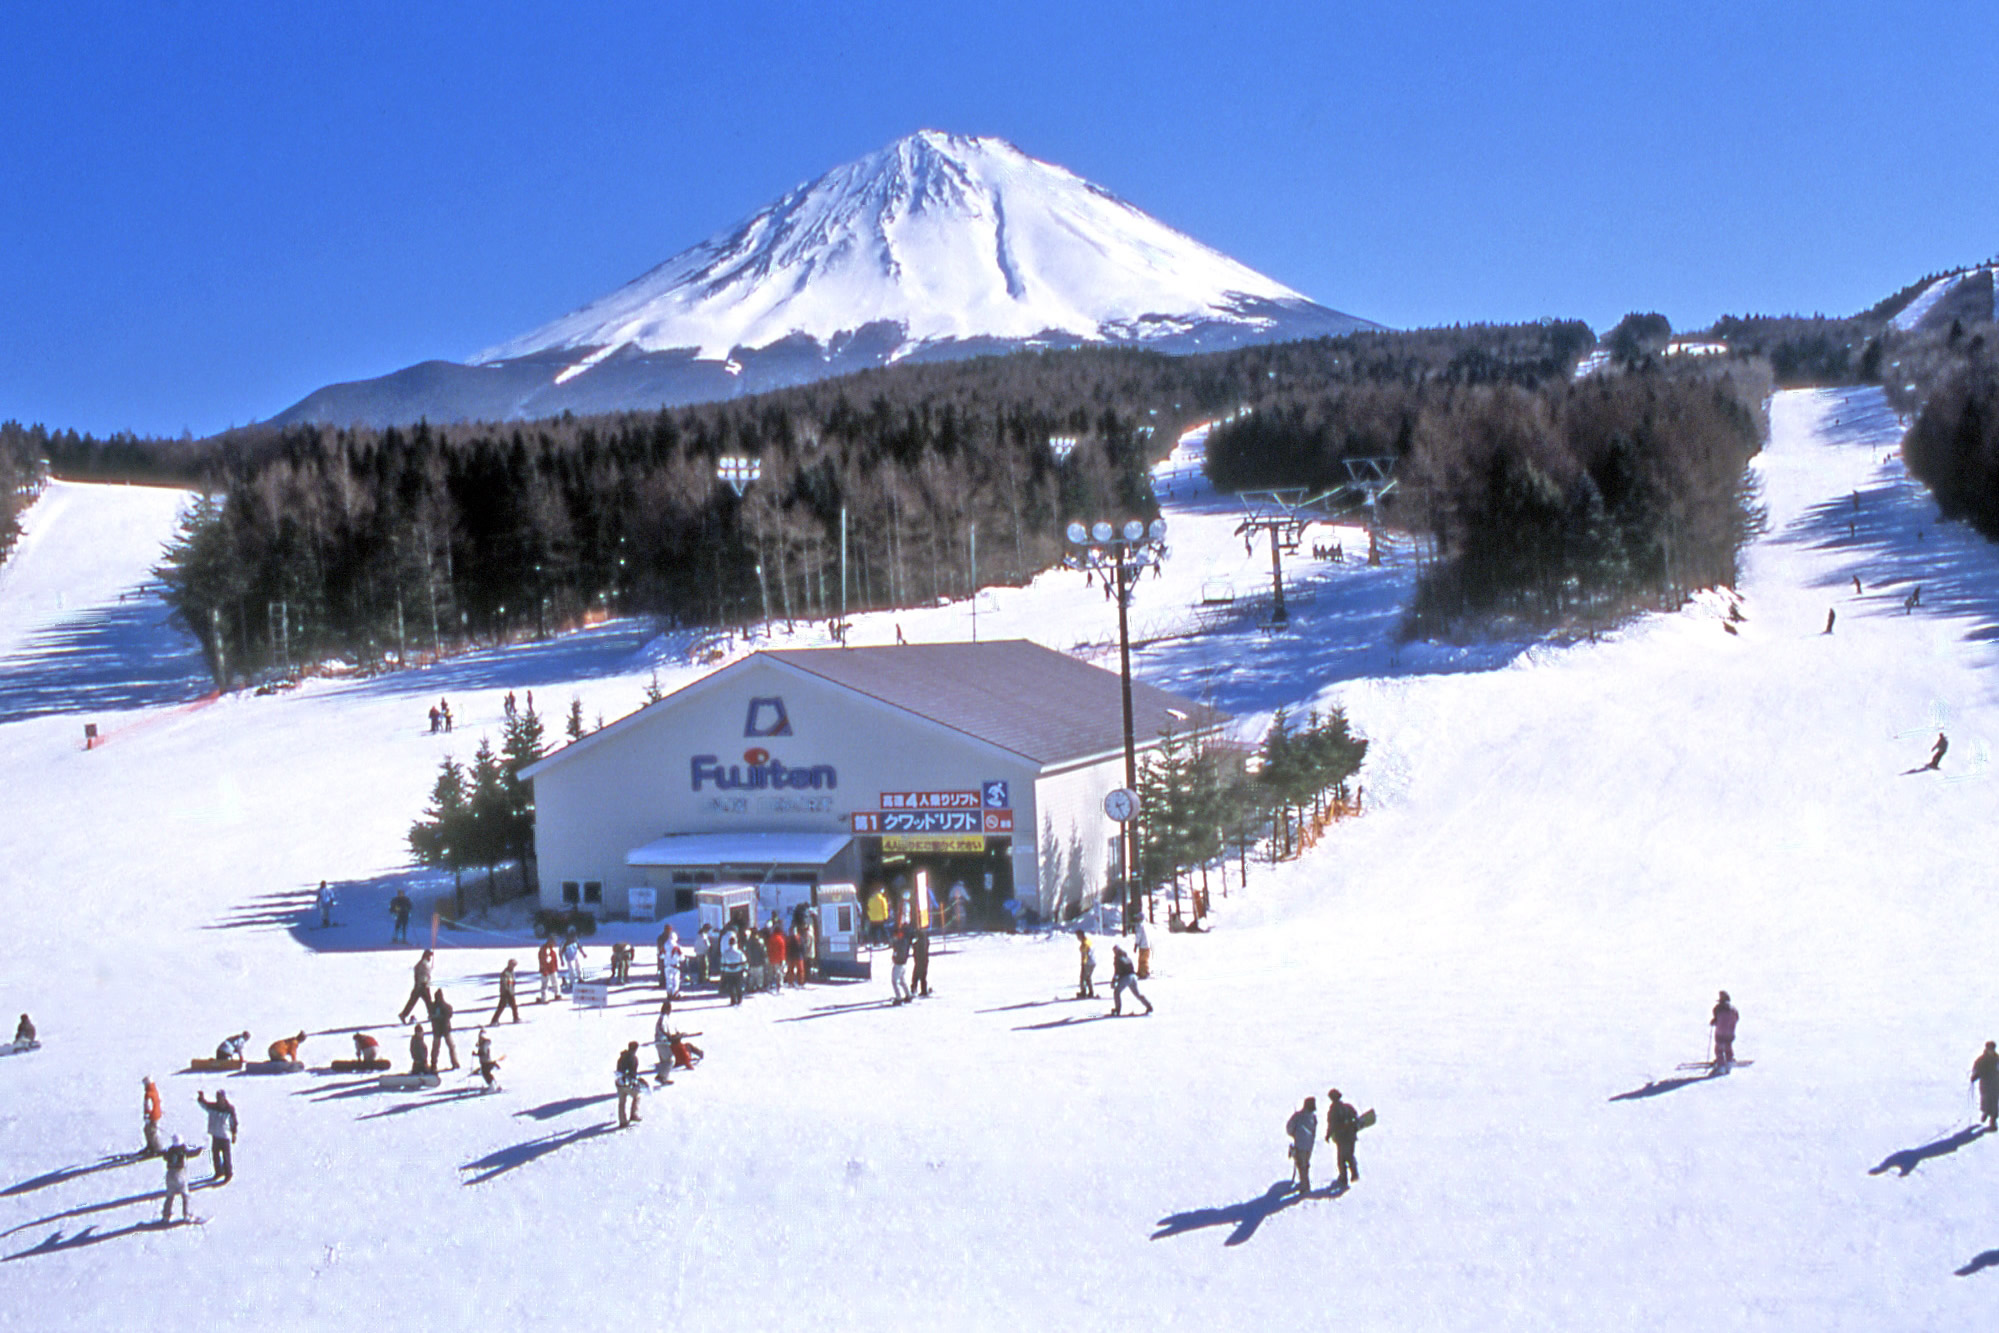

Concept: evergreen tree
[[499, 703, 546, 897], [465, 737, 510, 914], [566, 695, 585, 742], [408, 756, 470, 905]]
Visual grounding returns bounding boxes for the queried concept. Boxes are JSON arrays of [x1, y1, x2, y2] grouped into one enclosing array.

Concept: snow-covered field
[[3, 388, 1998, 1330]]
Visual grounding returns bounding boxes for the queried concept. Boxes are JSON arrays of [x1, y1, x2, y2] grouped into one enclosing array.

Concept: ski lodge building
[[520, 640, 1226, 925]]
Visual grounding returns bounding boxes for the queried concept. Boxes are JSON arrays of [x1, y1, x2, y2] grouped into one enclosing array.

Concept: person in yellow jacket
[[1075, 929, 1096, 999], [865, 886, 890, 946]]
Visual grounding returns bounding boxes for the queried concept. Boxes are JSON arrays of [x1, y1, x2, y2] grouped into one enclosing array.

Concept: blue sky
[[4, 0, 1995, 437]]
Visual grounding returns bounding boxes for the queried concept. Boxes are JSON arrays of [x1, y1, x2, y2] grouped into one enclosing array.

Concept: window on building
[[561, 881, 580, 905], [583, 881, 603, 905], [674, 888, 697, 913]]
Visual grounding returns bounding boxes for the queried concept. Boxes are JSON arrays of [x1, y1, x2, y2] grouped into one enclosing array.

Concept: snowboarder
[[317, 880, 336, 927], [491, 959, 521, 1024], [1823, 608, 1835, 635], [615, 1042, 644, 1127], [427, 989, 460, 1071], [214, 1031, 250, 1063], [473, 1029, 501, 1091], [352, 1032, 381, 1065], [1108, 945, 1152, 1016], [1973, 1042, 1999, 1131], [911, 928, 932, 998], [538, 936, 560, 1002], [428, 704, 440, 735], [1325, 1089, 1361, 1187], [1852, 575, 1862, 595], [1285, 1096, 1318, 1194], [1134, 915, 1153, 979], [398, 949, 435, 1022], [1927, 732, 1949, 771], [1075, 930, 1096, 999], [669, 1031, 703, 1071], [407, 1023, 430, 1075], [195, 1090, 237, 1183], [653, 1001, 675, 1086], [266, 1031, 306, 1065], [1710, 991, 1739, 1070], [159, 1136, 202, 1223], [889, 926, 913, 1005], [13, 1014, 36, 1048], [389, 889, 413, 943], [141, 1077, 163, 1156], [609, 941, 631, 984]]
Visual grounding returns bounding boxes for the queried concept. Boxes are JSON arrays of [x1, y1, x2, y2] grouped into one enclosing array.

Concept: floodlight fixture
[[1092, 521, 1114, 544], [717, 455, 762, 496], [1066, 522, 1089, 545]]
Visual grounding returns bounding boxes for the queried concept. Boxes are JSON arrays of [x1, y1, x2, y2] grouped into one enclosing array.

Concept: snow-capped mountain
[[273, 132, 1376, 428]]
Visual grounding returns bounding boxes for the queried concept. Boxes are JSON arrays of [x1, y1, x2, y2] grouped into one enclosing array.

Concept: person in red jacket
[[766, 926, 788, 993], [538, 937, 560, 1003]]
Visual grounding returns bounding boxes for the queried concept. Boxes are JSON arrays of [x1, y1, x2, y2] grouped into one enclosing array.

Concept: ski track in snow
[[3, 389, 1999, 1329]]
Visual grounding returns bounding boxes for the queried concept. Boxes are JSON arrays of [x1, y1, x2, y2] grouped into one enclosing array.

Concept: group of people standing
[[1284, 1089, 1363, 1195]]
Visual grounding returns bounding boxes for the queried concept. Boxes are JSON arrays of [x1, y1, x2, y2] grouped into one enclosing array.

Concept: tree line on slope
[[0, 423, 55, 567], [142, 323, 1606, 686], [1205, 342, 1772, 635]]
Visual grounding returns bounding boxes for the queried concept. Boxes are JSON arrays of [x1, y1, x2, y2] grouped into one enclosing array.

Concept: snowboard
[[189, 1056, 243, 1072], [1676, 1059, 1754, 1072], [0, 1039, 40, 1056], [245, 1059, 305, 1075], [1357, 1108, 1377, 1131], [329, 1058, 391, 1073], [378, 1072, 441, 1091]]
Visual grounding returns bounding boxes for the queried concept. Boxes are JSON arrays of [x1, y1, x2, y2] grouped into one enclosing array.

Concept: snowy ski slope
[[2, 389, 1998, 1330]]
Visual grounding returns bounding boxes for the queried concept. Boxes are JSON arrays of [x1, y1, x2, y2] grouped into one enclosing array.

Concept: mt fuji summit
[[273, 132, 1376, 428]]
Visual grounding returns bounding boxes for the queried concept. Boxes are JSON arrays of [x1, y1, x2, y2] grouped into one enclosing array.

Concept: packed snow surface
[[476, 131, 1330, 365], [4, 390, 1999, 1329]]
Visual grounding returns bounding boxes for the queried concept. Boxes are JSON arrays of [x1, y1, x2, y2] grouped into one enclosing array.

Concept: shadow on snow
[[1868, 1125, 1986, 1178], [0, 598, 211, 725], [460, 1123, 620, 1185], [1152, 1178, 1346, 1246]]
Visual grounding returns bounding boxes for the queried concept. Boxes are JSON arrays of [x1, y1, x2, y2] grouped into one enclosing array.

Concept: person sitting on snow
[[214, 1031, 251, 1062], [13, 1014, 36, 1047], [267, 1031, 306, 1064]]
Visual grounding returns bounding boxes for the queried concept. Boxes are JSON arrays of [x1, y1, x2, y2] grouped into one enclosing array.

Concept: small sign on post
[[574, 981, 609, 1008], [628, 888, 657, 922], [83, 723, 98, 750]]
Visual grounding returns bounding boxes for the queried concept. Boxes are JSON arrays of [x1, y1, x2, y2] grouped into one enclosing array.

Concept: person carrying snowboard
[[141, 1077, 163, 1156], [160, 1136, 202, 1223], [196, 1090, 237, 1182], [1075, 930, 1096, 999], [615, 1042, 644, 1127], [1108, 945, 1153, 1015], [1285, 1096, 1318, 1194], [399, 950, 435, 1023], [1972, 1042, 1999, 1131], [491, 958, 521, 1024], [1710, 991, 1740, 1071], [1325, 1088, 1361, 1187]]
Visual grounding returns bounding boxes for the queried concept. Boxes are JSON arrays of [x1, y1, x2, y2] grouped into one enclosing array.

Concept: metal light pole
[[1065, 517, 1168, 931], [717, 456, 764, 638]]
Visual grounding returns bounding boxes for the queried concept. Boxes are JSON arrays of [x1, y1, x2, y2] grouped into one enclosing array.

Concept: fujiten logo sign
[[689, 694, 837, 790]]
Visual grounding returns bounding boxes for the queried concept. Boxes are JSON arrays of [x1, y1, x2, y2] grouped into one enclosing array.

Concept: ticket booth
[[695, 886, 758, 935], [812, 883, 868, 979]]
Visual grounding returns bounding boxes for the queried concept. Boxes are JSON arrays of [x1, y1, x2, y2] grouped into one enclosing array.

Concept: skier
[[1075, 930, 1096, 999], [266, 1031, 306, 1065], [427, 989, 461, 1070], [1108, 945, 1153, 1016], [214, 1030, 250, 1063], [159, 1136, 202, 1223], [1973, 1042, 1999, 1132], [317, 880, 336, 927], [407, 1023, 430, 1076], [538, 936, 560, 1003], [398, 949, 435, 1022], [911, 927, 932, 998], [1134, 914, 1153, 980], [195, 1089, 237, 1183], [615, 1042, 644, 1128], [1927, 732, 1949, 771], [13, 1014, 36, 1048], [389, 889, 413, 943], [1325, 1089, 1361, 1187], [473, 1029, 501, 1091], [653, 1001, 675, 1087], [1709, 991, 1740, 1071], [719, 928, 747, 1006], [141, 1077, 163, 1156], [889, 926, 913, 1005], [352, 1032, 381, 1065], [1285, 1096, 1318, 1194], [491, 959, 521, 1024]]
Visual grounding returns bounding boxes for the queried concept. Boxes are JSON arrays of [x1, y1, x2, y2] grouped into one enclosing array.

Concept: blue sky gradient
[[4, 0, 1995, 436]]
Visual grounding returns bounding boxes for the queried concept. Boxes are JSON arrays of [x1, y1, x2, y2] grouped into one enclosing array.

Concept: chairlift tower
[[1339, 457, 1399, 566], [1234, 488, 1337, 627]]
